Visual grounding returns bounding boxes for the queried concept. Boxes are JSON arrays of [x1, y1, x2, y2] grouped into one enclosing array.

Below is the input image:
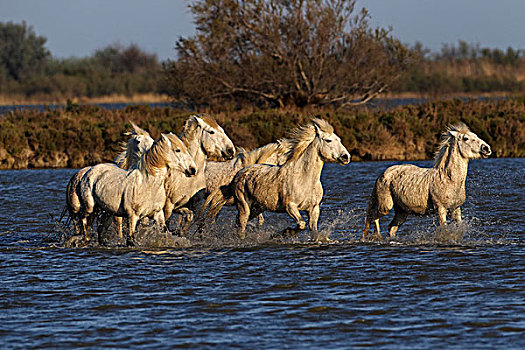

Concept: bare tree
[[167, 0, 413, 108]]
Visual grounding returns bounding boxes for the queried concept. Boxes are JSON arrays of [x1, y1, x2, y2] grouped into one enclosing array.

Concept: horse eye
[[209, 130, 215, 135], [463, 136, 469, 141], [325, 139, 332, 143], [176, 149, 181, 153]]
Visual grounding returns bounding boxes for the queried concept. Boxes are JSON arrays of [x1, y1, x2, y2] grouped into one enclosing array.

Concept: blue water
[[0, 159, 523, 349]]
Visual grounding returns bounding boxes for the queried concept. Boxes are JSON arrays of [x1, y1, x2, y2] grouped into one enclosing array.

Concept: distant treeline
[[397, 41, 525, 94], [0, 21, 163, 101], [1, 98, 523, 169], [0, 21, 524, 103]]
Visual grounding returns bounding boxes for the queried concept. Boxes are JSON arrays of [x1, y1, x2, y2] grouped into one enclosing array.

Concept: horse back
[[380, 164, 434, 215], [82, 163, 129, 214], [234, 164, 283, 212]]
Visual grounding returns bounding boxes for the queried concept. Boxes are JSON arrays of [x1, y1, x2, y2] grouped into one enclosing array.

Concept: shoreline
[[0, 98, 523, 169]]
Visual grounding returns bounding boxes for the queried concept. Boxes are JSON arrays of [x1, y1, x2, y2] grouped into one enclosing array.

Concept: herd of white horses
[[64, 114, 492, 247]]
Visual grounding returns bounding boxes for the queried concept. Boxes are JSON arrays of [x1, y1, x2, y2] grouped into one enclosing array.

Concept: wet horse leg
[[363, 215, 383, 241], [437, 206, 448, 226], [127, 214, 138, 246], [285, 202, 306, 233], [308, 205, 326, 242], [388, 207, 408, 238], [451, 207, 462, 223], [257, 214, 265, 226], [235, 198, 250, 240], [176, 207, 194, 235]]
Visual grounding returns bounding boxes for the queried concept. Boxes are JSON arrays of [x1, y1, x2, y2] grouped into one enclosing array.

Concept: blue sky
[[1, 0, 524, 60]]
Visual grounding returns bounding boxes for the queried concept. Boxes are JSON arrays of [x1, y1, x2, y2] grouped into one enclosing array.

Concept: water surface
[[0, 159, 523, 349]]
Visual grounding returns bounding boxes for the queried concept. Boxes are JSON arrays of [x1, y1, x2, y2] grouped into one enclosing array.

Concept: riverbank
[[0, 98, 523, 169]]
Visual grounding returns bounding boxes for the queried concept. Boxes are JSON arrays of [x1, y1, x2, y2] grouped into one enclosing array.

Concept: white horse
[[73, 133, 196, 246], [205, 118, 350, 240], [113, 122, 155, 169], [163, 114, 235, 232], [363, 123, 491, 240], [202, 139, 291, 226], [66, 122, 154, 240]]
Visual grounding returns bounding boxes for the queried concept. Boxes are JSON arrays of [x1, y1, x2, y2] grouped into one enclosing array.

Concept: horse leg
[[163, 199, 175, 227], [127, 215, 138, 246], [96, 212, 114, 245], [114, 216, 123, 241], [388, 208, 408, 238], [176, 207, 194, 235], [451, 207, 462, 223], [308, 205, 325, 242], [257, 214, 265, 227], [437, 206, 448, 226], [363, 213, 383, 241], [235, 199, 250, 240], [153, 210, 167, 232], [363, 187, 386, 241], [285, 202, 306, 235]]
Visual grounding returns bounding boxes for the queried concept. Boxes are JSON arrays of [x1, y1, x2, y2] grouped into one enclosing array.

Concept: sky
[[0, 0, 524, 60]]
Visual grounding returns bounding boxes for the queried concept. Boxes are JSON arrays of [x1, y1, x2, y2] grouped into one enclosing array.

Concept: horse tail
[[363, 177, 382, 239], [58, 205, 72, 227], [197, 182, 234, 224], [363, 171, 394, 239]]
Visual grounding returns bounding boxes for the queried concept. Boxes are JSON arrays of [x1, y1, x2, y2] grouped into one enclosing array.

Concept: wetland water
[[0, 159, 524, 348]]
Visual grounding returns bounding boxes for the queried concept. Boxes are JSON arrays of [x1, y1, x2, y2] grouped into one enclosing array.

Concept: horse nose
[[185, 167, 197, 177], [481, 144, 491, 156], [339, 153, 350, 164]]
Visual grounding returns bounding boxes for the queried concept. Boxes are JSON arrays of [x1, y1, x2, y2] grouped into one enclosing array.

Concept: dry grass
[[0, 93, 170, 106]]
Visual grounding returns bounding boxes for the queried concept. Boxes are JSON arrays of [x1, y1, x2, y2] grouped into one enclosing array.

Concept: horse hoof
[[126, 238, 136, 247]]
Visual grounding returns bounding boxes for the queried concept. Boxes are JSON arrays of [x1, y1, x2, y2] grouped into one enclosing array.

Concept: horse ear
[[312, 120, 322, 136], [194, 115, 204, 128], [129, 121, 151, 137], [449, 130, 459, 138]]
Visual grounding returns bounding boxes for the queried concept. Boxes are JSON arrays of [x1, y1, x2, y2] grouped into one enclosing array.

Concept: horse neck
[[437, 141, 469, 185], [181, 131, 206, 172], [282, 139, 324, 185]]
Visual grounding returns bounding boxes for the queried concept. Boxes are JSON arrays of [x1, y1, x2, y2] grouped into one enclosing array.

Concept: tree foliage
[[167, 0, 413, 107], [0, 21, 49, 80]]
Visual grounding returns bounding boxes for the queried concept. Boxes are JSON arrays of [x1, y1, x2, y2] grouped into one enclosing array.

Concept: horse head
[[312, 118, 351, 165], [185, 114, 235, 161], [448, 123, 492, 160], [120, 122, 155, 170], [163, 133, 197, 177]]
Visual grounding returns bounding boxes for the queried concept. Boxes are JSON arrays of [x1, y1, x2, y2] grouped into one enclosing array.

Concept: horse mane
[[236, 139, 287, 166], [433, 123, 471, 169], [119, 138, 139, 170], [140, 135, 173, 175], [285, 118, 333, 162], [199, 113, 220, 129]]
